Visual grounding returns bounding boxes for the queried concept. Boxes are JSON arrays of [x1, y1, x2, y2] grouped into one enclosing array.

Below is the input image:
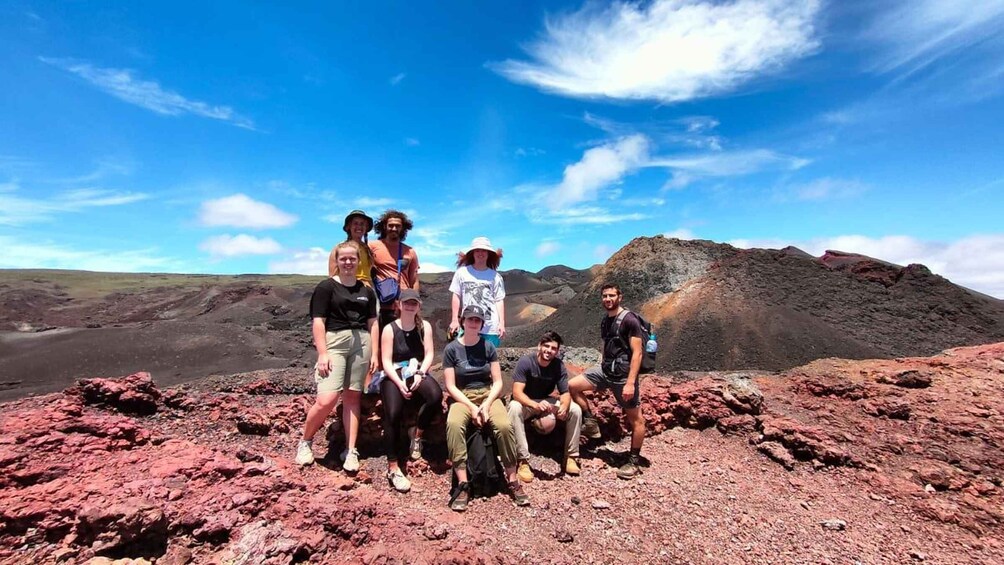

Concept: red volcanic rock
[[73, 372, 162, 415]]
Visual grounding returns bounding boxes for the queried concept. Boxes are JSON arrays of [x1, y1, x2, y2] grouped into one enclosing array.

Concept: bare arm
[[409, 250, 420, 291], [368, 316, 380, 375], [495, 299, 506, 338], [312, 318, 331, 376], [449, 292, 461, 333], [420, 320, 434, 374], [380, 324, 401, 383], [622, 335, 644, 401]]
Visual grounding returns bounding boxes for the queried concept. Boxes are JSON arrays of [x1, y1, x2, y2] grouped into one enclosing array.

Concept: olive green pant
[[446, 388, 517, 468]]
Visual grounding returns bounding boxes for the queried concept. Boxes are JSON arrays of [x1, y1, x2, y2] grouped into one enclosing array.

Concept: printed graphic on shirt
[[449, 266, 506, 335]]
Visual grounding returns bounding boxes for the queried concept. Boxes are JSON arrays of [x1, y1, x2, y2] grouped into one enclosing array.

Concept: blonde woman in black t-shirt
[[296, 242, 380, 473], [378, 288, 443, 492]]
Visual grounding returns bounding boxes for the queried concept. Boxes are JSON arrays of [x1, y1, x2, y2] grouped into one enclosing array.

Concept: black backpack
[[609, 309, 656, 374], [451, 426, 507, 499]]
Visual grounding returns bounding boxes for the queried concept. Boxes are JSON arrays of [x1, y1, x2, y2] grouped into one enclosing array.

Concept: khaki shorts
[[315, 329, 371, 393]]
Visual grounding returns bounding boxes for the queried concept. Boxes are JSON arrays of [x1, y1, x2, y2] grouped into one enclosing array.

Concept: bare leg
[[342, 390, 362, 449], [625, 406, 646, 450], [303, 392, 340, 440], [568, 374, 595, 415]]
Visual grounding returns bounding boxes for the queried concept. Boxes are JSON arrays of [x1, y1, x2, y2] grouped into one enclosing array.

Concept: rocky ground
[[1, 343, 1001, 564]]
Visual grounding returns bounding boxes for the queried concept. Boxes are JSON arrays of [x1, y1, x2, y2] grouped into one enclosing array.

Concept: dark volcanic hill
[[509, 236, 1004, 371]]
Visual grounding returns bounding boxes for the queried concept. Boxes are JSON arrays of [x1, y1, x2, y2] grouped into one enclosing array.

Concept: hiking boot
[[564, 456, 581, 476], [295, 440, 314, 466], [581, 416, 602, 440], [387, 468, 411, 493], [517, 460, 534, 483], [616, 454, 641, 480], [342, 448, 360, 473], [408, 426, 423, 461], [450, 482, 469, 512], [508, 480, 530, 507]]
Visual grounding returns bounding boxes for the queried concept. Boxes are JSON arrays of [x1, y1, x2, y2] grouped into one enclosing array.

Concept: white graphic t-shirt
[[449, 266, 506, 335]]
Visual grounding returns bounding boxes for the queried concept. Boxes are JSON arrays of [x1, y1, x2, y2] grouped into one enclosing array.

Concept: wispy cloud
[[728, 233, 1004, 298], [530, 205, 648, 226], [40, 57, 256, 129], [545, 134, 808, 207], [268, 247, 328, 275], [404, 138, 421, 147], [773, 177, 867, 202], [536, 240, 561, 258], [355, 197, 395, 208], [199, 234, 282, 259], [548, 135, 650, 208], [0, 182, 149, 225], [490, 0, 821, 103], [864, 1, 1004, 77], [198, 194, 298, 229], [664, 228, 696, 240], [390, 72, 407, 86], [584, 112, 723, 151], [0, 235, 183, 272]]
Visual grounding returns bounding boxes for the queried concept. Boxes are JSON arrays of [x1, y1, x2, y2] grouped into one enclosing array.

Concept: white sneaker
[[295, 440, 314, 466], [343, 448, 360, 472], [408, 426, 423, 461], [387, 469, 411, 493]]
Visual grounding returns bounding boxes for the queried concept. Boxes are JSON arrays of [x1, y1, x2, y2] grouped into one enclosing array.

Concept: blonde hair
[[328, 240, 367, 276]]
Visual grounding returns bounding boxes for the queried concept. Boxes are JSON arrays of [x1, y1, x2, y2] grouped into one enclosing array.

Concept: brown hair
[[374, 209, 414, 241], [456, 248, 503, 270]]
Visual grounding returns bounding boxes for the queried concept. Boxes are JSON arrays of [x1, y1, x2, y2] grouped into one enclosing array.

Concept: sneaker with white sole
[[517, 460, 534, 483], [387, 469, 411, 493], [295, 440, 315, 466], [343, 448, 360, 472], [408, 426, 423, 461]]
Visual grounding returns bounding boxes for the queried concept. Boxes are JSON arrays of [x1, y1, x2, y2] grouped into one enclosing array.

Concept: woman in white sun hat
[[448, 237, 506, 346]]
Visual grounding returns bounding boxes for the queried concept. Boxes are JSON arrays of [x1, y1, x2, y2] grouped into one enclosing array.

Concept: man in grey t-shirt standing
[[507, 330, 582, 482]]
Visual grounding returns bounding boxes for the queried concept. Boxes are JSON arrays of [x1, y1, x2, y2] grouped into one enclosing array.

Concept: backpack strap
[[611, 309, 631, 340]]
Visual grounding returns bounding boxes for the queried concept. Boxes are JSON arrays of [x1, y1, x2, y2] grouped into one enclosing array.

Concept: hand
[[497, 325, 506, 339], [621, 381, 637, 402], [470, 404, 484, 427], [368, 356, 379, 376], [409, 372, 424, 392], [449, 319, 460, 334], [478, 403, 491, 426], [398, 380, 412, 399], [315, 355, 332, 377], [536, 400, 552, 414], [556, 404, 568, 421]]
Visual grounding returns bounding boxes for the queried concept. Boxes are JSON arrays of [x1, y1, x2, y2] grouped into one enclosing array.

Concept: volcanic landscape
[[1, 236, 1002, 564]]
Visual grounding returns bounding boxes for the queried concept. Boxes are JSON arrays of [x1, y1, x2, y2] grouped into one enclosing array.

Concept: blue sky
[[2, 1, 1003, 297]]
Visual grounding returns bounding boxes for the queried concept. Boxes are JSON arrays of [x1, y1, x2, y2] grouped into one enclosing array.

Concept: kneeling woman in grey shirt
[[442, 305, 529, 511]]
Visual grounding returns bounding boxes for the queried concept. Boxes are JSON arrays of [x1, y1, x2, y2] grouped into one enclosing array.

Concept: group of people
[[296, 209, 648, 511]]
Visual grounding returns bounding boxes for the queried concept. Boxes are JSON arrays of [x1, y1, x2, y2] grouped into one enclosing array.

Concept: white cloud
[[0, 236, 183, 272], [865, 1, 1004, 76], [198, 194, 298, 229], [530, 205, 648, 226], [664, 228, 696, 240], [0, 183, 149, 225], [40, 57, 256, 129], [268, 247, 328, 275], [536, 241, 561, 258], [490, 0, 821, 102], [404, 138, 421, 147], [728, 234, 1004, 298], [775, 177, 868, 202], [548, 135, 650, 208], [594, 244, 615, 261], [390, 72, 407, 86], [546, 134, 807, 205], [419, 262, 453, 273], [515, 147, 546, 157], [199, 234, 282, 259], [355, 197, 394, 208]]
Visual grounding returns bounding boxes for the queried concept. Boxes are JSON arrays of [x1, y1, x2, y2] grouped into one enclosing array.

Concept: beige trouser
[[507, 398, 582, 461], [314, 329, 371, 393], [445, 388, 517, 468]]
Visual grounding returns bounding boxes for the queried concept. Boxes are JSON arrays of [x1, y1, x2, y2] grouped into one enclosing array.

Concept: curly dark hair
[[374, 209, 413, 241]]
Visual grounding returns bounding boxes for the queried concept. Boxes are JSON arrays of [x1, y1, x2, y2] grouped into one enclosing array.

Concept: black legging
[[379, 375, 444, 461]]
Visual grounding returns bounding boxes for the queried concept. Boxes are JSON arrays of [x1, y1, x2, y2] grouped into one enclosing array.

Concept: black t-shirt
[[309, 278, 378, 332], [390, 322, 425, 364], [512, 355, 568, 399], [442, 338, 497, 391], [600, 310, 645, 364]]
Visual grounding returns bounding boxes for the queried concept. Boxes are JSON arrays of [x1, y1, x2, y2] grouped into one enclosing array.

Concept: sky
[[1, 1, 1003, 297]]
